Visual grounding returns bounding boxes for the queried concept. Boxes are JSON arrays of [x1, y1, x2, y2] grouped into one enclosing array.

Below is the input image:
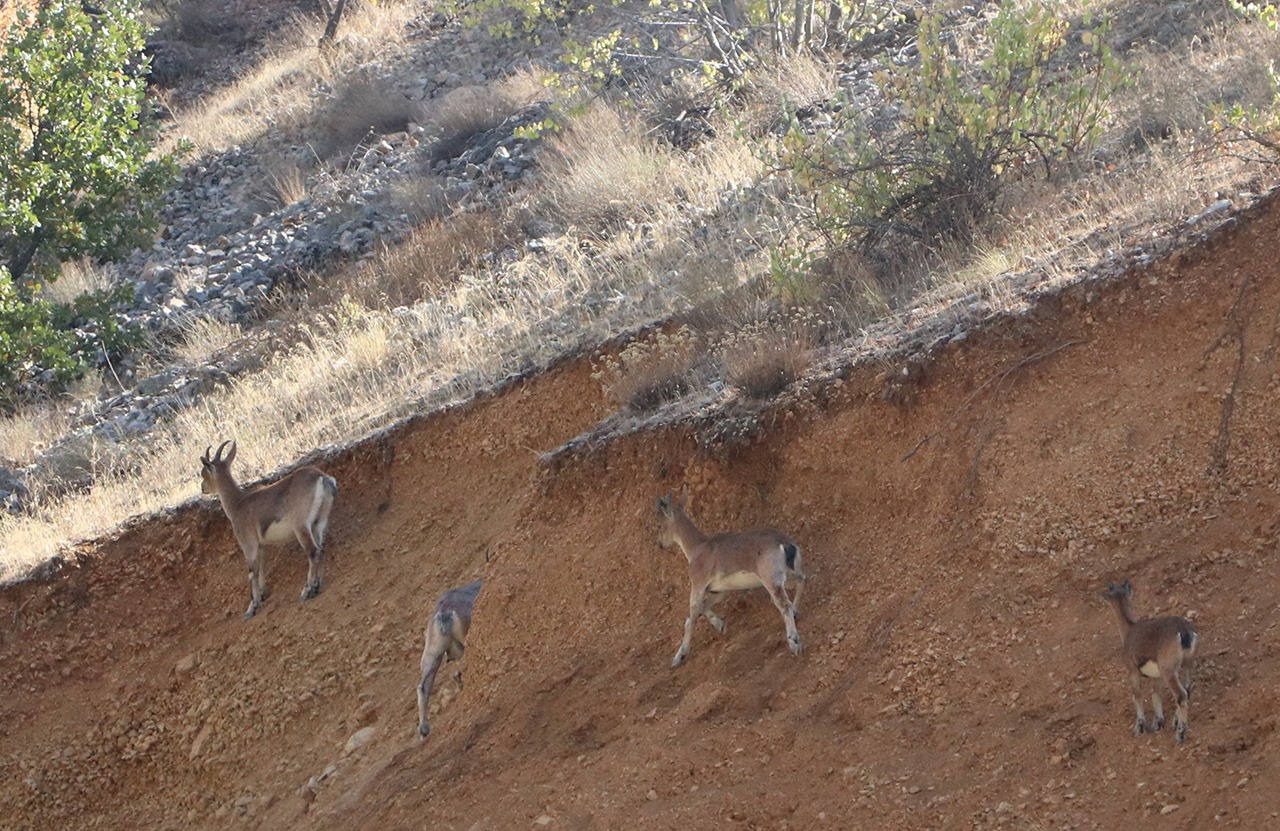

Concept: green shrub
[[781, 1, 1126, 258], [0, 0, 178, 286], [0, 268, 142, 409]]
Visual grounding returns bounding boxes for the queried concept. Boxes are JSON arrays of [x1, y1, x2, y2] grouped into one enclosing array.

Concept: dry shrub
[[425, 71, 549, 163], [389, 174, 449, 223], [592, 327, 702, 412], [717, 312, 816, 400], [542, 104, 684, 229], [321, 211, 505, 309], [253, 155, 311, 210], [170, 314, 244, 367], [741, 51, 839, 136], [168, 0, 416, 154], [42, 260, 118, 305], [313, 70, 419, 160]]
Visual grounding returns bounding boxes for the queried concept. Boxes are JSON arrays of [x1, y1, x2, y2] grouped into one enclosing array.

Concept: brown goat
[[656, 487, 808, 667], [200, 441, 338, 619], [417, 579, 483, 738], [1102, 580, 1199, 743]]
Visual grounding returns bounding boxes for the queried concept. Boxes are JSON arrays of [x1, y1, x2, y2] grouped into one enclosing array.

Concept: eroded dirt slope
[[4, 201, 1280, 830]]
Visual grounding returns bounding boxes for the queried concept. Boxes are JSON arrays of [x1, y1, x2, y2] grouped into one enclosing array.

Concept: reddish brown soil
[[5, 201, 1280, 831]]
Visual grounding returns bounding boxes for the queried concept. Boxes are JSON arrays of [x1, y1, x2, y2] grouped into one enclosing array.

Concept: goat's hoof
[[418, 723, 430, 738], [1132, 721, 1145, 737], [788, 637, 802, 656], [1150, 717, 1165, 733], [300, 585, 321, 601], [243, 606, 259, 620], [670, 653, 687, 668], [709, 618, 726, 634]]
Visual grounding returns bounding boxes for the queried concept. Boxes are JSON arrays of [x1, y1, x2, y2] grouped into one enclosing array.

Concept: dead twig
[[1202, 274, 1255, 477], [901, 339, 1084, 462]]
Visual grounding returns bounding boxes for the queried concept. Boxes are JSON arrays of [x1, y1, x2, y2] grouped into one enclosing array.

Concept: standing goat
[[200, 440, 338, 619], [656, 487, 808, 667], [1102, 580, 1199, 743], [417, 579, 482, 738]]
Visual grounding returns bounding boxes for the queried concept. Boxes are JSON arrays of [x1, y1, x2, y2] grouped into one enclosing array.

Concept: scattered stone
[[342, 726, 376, 756]]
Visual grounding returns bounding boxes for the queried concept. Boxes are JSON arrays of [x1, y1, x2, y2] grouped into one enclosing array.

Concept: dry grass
[[168, 314, 246, 367], [541, 102, 762, 231], [165, 0, 416, 154], [740, 51, 839, 136], [313, 70, 420, 160], [41, 260, 119, 305], [319, 211, 506, 310], [425, 71, 551, 162], [592, 327, 702, 412], [716, 311, 817, 400], [254, 156, 311, 211]]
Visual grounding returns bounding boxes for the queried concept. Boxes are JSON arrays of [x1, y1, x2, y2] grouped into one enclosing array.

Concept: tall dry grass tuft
[[541, 105, 685, 229], [541, 102, 763, 232], [591, 327, 702, 412], [716, 311, 817, 400], [42, 260, 119, 305], [316, 211, 506, 310], [425, 71, 551, 162], [741, 51, 839, 136], [166, 0, 415, 154]]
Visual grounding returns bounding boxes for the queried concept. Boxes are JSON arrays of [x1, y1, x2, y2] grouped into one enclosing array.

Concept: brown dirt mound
[[4, 201, 1280, 830]]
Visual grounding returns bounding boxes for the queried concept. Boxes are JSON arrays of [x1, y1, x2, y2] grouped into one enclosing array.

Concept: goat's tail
[[784, 543, 799, 572]]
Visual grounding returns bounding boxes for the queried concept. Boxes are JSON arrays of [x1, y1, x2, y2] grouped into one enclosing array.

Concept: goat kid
[[200, 440, 338, 619], [417, 579, 483, 738], [1102, 579, 1198, 743], [657, 488, 808, 667]]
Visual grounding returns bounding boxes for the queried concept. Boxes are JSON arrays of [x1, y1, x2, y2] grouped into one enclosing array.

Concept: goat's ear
[[656, 493, 670, 513]]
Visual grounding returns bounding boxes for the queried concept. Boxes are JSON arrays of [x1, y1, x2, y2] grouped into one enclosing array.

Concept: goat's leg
[[297, 525, 323, 601], [764, 577, 801, 656], [789, 569, 809, 613], [418, 626, 450, 737], [1128, 671, 1147, 736], [240, 538, 264, 619], [1149, 685, 1166, 732], [701, 591, 727, 633], [1164, 668, 1191, 744], [672, 587, 705, 667]]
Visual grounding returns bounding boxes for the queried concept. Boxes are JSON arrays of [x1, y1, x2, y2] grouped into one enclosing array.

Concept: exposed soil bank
[[3, 200, 1280, 830]]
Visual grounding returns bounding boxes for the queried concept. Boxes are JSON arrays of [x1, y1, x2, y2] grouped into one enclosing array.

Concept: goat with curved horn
[[200, 441, 339, 619]]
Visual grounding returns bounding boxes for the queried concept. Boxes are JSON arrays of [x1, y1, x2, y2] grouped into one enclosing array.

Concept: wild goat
[[418, 579, 483, 738], [1102, 580, 1199, 743], [200, 441, 338, 619], [656, 487, 808, 667]]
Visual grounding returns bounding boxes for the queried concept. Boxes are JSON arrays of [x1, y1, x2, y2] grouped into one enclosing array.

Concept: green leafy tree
[[0, 0, 176, 287], [782, 1, 1126, 255], [0, 0, 170, 406]]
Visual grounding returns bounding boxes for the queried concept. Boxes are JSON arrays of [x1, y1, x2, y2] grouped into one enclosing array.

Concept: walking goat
[[200, 441, 338, 619], [418, 579, 483, 738], [1102, 580, 1198, 743], [656, 488, 808, 667]]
